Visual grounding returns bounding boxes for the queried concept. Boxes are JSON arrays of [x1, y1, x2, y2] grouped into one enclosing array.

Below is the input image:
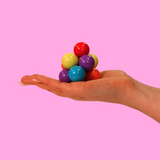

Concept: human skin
[[20, 70, 160, 123]]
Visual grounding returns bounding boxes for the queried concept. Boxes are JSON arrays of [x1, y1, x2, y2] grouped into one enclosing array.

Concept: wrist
[[124, 78, 160, 123]]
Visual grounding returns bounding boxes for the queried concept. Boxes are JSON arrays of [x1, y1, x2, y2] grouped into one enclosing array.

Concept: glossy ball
[[79, 55, 95, 72], [89, 54, 98, 68], [74, 42, 90, 57], [61, 64, 66, 69], [85, 68, 100, 81], [62, 53, 78, 69], [59, 69, 71, 83], [68, 66, 86, 82]]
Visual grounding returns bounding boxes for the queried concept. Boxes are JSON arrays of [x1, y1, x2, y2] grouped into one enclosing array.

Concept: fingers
[[20, 74, 96, 101], [21, 74, 71, 97], [21, 75, 40, 85], [20, 74, 52, 92], [32, 74, 91, 99], [33, 74, 65, 95], [34, 74, 60, 88]]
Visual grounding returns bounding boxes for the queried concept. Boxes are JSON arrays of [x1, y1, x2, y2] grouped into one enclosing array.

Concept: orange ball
[[85, 68, 100, 81]]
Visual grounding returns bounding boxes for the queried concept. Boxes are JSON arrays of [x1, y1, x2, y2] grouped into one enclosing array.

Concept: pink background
[[0, 0, 160, 159]]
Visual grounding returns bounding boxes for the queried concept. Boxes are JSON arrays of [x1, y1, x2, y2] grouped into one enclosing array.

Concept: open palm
[[21, 70, 136, 104]]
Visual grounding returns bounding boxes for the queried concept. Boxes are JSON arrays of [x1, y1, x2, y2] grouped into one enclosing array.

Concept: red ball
[[74, 42, 90, 57], [61, 64, 66, 69], [85, 68, 100, 81]]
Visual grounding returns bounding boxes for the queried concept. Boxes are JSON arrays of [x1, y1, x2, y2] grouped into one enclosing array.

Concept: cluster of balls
[[59, 42, 100, 83]]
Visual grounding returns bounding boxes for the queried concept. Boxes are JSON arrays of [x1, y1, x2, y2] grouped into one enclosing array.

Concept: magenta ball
[[79, 55, 95, 72], [59, 69, 71, 83]]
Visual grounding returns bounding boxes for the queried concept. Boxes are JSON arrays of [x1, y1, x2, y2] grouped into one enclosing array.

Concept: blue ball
[[68, 66, 86, 82]]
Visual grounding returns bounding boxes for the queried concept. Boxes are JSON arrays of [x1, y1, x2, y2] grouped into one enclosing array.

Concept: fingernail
[[18, 82, 28, 86], [32, 79, 41, 82]]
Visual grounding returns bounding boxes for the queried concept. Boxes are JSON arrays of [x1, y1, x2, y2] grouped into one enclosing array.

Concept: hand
[[20, 70, 136, 104], [20, 70, 160, 123]]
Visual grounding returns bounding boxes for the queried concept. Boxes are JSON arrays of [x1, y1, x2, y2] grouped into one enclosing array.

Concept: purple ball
[[59, 69, 71, 83], [79, 55, 95, 72]]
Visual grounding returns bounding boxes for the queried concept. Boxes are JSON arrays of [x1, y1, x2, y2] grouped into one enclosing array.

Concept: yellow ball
[[62, 53, 78, 69], [89, 54, 98, 68]]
